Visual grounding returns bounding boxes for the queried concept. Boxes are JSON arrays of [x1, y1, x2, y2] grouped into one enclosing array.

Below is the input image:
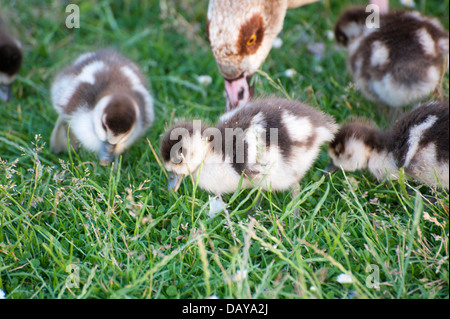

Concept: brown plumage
[[103, 94, 137, 134]]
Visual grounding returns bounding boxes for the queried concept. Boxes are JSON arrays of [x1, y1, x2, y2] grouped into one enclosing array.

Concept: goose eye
[[246, 34, 257, 46], [102, 122, 107, 131]]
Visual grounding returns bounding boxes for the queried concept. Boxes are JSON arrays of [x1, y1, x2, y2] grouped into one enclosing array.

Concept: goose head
[[206, 0, 332, 111], [207, 0, 289, 111]]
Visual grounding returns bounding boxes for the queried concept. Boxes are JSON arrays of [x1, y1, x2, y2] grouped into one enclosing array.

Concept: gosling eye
[[331, 147, 339, 157], [172, 147, 185, 164], [334, 143, 344, 156], [172, 155, 183, 165]]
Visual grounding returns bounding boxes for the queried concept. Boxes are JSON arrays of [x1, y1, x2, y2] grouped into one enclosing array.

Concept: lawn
[[0, 0, 448, 299]]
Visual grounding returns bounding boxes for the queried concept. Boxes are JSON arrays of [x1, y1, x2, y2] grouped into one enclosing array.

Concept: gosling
[[160, 97, 338, 195], [328, 101, 449, 189], [50, 49, 154, 165]]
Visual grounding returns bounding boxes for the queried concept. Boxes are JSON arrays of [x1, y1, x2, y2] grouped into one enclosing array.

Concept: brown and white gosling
[[50, 49, 154, 165], [328, 101, 449, 190], [160, 97, 338, 196], [335, 7, 449, 108], [0, 18, 22, 102], [207, 0, 389, 111]]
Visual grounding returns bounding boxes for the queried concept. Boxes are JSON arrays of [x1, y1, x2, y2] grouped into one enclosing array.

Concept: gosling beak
[[168, 172, 183, 192], [0, 84, 12, 102], [324, 162, 339, 173], [224, 72, 255, 112], [99, 141, 115, 166]]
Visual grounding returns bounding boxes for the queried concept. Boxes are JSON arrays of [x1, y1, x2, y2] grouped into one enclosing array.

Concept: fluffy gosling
[[328, 101, 449, 189], [50, 49, 154, 165], [160, 97, 338, 196]]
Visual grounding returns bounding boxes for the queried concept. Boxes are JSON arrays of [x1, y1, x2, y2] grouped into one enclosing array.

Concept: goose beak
[[370, 0, 389, 13], [168, 172, 183, 192], [0, 84, 12, 102], [99, 141, 115, 166], [224, 72, 254, 111], [324, 162, 339, 173]]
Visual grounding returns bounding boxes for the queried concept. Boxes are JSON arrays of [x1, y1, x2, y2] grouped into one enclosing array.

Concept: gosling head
[[160, 121, 213, 191], [94, 93, 138, 165], [334, 6, 372, 47], [328, 121, 385, 172]]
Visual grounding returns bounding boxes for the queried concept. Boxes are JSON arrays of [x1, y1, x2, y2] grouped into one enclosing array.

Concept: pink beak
[[224, 73, 255, 112], [370, 0, 389, 14]]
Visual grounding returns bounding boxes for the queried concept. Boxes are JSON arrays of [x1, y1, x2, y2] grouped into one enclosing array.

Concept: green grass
[[0, 0, 448, 299]]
